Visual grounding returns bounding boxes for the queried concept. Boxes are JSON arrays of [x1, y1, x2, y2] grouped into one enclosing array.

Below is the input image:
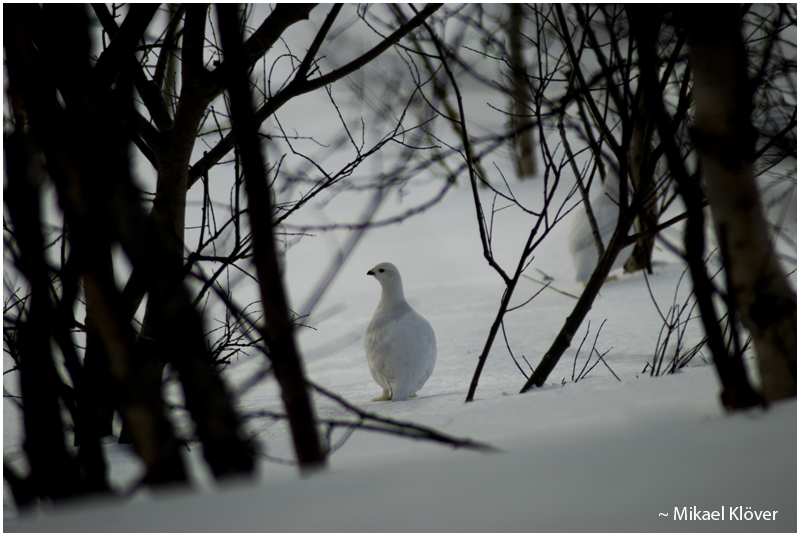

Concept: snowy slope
[[10, 370, 797, 532]]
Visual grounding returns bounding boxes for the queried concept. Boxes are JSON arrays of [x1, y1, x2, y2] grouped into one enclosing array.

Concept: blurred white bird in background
[[568, 175, 634, 283], [365, 262, 436, 402]]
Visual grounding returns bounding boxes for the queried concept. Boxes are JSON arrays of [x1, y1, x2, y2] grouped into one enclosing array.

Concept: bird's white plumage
[[568, 176, 634, 282], [365, 262, 436, 402]]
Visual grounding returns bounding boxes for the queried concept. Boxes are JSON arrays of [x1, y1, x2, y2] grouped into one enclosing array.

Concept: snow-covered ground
[[9, 368, 798, 532], [7, 167, 797, 532]]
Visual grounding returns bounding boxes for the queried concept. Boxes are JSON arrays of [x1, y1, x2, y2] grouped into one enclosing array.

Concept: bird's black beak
[[367, 270, 374, 276]]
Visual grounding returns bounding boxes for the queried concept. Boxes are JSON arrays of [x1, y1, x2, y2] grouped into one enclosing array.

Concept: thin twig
[[308, 381, 499, 452], [521, 274, 579, 300]]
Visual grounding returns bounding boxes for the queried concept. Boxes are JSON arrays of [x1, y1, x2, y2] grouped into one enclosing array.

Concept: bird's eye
[[379, 269, 385, 273]]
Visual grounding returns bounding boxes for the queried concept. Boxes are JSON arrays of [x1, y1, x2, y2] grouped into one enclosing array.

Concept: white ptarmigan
[[364, 262, 436, 402], [568, 175, 634, 283]]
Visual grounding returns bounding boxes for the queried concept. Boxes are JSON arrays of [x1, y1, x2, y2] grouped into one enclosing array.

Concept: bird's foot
[[370, 390, 392, 402]]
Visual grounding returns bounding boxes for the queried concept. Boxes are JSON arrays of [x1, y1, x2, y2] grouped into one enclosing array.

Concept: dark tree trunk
[[677, 5, 796, 402], [5, 121, 81, 503], [120, 3, 210, 444], [217, 4, 326, 471], [508, 3, 536, 178], [81, 250, 117, 441], [623, 8, 660, 275], [629, 4, 771, 409]]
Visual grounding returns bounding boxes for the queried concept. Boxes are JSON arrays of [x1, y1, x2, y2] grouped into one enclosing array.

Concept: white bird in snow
[[365, 262, 436, 402], [568, 176, 634, 283]]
